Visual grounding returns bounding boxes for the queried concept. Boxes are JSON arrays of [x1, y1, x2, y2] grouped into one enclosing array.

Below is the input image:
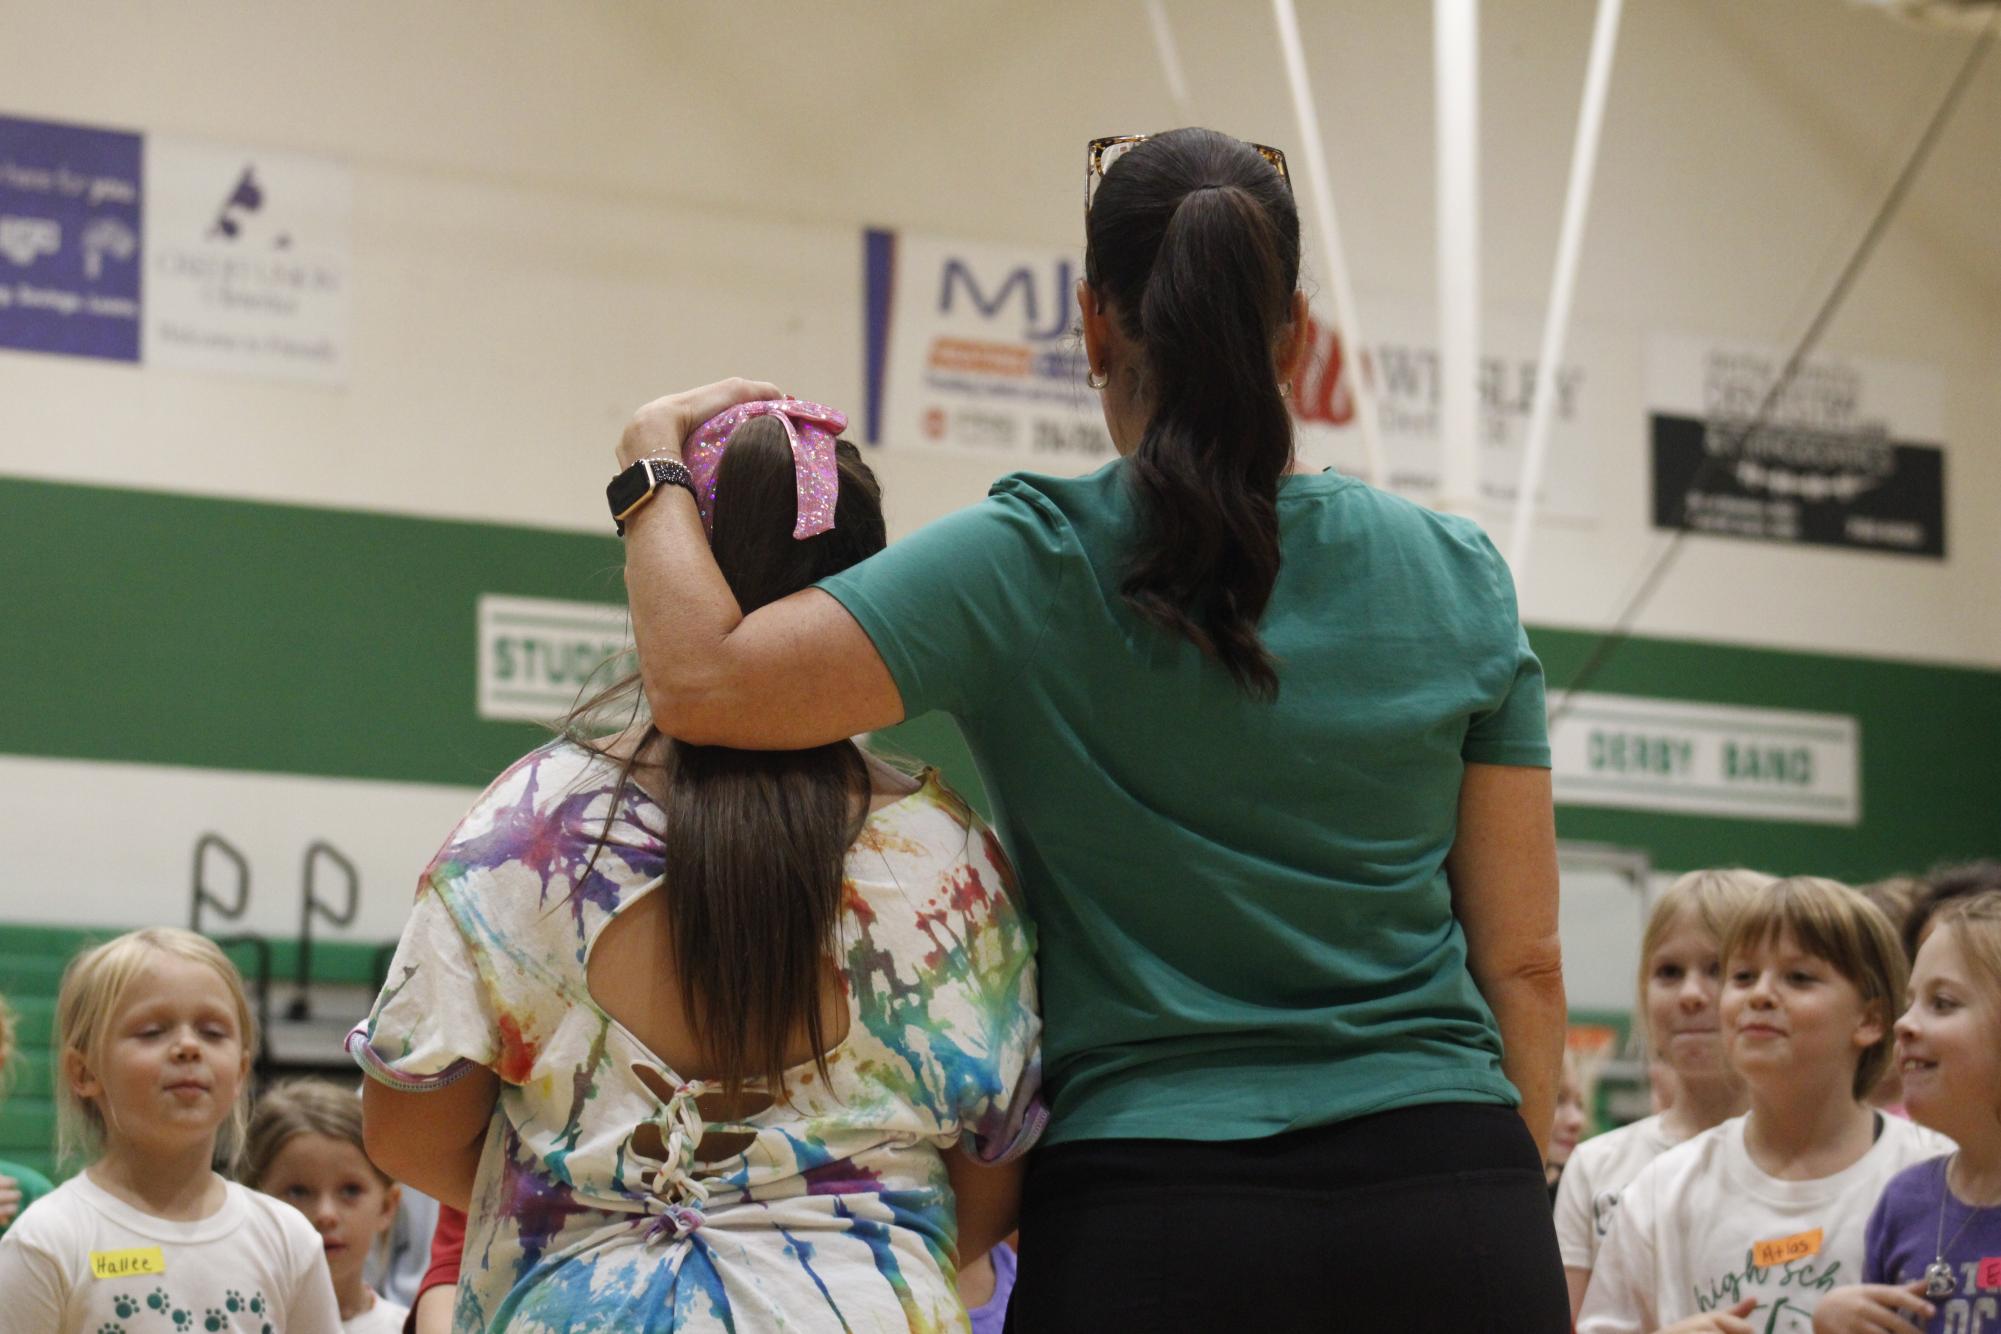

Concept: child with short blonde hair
[[1557, 868, 1772, 1317], [1548, 1047, 1590, 1197], [1814, 890, 2001, 1333], [1578, 878, 1952, 1334], [0, 928, 339, 1333], [247, 1080, 407, 1333]]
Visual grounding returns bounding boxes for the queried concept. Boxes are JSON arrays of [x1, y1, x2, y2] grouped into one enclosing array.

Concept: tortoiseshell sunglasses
[[1086, 134, 1291, 215]]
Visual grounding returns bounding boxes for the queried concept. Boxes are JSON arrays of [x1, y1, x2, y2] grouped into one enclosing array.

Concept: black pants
[[1004, 1102, 1571, 1333]]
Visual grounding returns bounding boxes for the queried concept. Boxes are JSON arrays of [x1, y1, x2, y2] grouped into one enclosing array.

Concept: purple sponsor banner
[[0, 113, 143, 362]]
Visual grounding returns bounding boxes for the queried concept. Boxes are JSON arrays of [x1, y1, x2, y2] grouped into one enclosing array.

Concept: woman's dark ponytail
[[1086, 128, 1302, 699]]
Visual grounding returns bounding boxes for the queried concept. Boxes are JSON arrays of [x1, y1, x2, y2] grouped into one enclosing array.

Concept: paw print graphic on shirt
[[247, 1294, 265, 1316], [202, 1310, 229, 1332], [169, 1311, 194, 1331], [144, 1288, 171, 1313], [222, 1291, 244, 1313], [112, 1294, 140, 1317], [96, 1323, 124, 1334]]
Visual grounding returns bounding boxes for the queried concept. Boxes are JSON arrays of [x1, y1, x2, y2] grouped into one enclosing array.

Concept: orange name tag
[[1752, 1229, 1824, 1267]]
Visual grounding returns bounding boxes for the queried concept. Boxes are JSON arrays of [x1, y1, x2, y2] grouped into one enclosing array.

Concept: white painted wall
[[4, 0, 1997, 670], [0, 756, 476, 938]]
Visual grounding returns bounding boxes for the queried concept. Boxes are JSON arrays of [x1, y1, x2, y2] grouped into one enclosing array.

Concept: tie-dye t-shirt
[[348, 739, 1043, 1333]]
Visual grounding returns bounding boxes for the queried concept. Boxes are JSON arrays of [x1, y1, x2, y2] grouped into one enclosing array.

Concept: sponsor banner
[[862, 227, 1602, 517], [1647, 335, 1946, 558], [0, 113, 143, 361], [864, 228, 1111, 466], [477, 594, 633, 724], [1551, 692, 1860, 825], [143, 134, 352, 383], [0, 753, 476, 938], [1290, 295, 1600, 517]]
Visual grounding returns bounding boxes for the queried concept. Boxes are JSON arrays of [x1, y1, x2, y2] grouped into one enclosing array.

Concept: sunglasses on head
[[1086, 134, 1291, 215]]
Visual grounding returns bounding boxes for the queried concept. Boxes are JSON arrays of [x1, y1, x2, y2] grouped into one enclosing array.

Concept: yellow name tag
[[1752, 1228, 1823, 1268], [90, 1246, 166, 1279]]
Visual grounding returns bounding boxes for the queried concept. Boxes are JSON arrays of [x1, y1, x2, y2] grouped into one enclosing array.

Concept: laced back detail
[[636, 1078, 714, 1243]]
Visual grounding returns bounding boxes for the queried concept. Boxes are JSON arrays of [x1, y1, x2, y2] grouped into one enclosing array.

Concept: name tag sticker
[[89, 1246, 166, 1279], [1978, 1256, 2001, 1290], [1752, 1228, 1823, 1268]]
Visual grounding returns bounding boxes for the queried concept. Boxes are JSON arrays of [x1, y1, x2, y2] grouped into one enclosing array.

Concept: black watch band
[[607, 457, 697, 535]]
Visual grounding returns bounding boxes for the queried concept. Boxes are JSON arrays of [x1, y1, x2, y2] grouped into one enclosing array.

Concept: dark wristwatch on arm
[[607, 456, 696, 536]]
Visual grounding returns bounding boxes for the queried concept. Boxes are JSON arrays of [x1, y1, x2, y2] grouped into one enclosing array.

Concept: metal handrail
[[189, 833, 250, 934], [216, 934, 275, 1075], [189, 834, 271, 1071], [287, 841, 359, 1020]]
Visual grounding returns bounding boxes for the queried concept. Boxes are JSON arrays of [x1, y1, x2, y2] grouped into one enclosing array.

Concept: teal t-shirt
[[0, 1157, 54, 1237], [818, 462, 1549, 1146]]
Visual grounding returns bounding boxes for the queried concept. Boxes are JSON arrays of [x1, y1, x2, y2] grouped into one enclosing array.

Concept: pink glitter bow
[[683, 398, 845, 541]]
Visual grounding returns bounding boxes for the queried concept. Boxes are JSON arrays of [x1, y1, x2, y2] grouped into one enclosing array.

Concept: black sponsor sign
[[1650, 413, 1945, 559]]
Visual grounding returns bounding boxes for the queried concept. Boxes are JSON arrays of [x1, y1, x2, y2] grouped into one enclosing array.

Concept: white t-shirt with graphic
[[0, 1172, 341, 1334], [1577, 1113, 1953, 1334], [1576, 1120, 1952, 1334], [343, 1290, 408, 1333], [1555, 1113, 1681, 1271]]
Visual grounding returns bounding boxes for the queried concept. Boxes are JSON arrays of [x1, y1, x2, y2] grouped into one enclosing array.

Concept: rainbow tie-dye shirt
[[348, 739, 1043, 1333]]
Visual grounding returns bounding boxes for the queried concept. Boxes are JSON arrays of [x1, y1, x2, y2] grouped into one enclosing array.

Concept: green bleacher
[[0, 924, 100, 1184]]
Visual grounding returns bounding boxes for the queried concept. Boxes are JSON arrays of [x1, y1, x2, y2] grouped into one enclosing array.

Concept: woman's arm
[[943, 1146, 1025, 1267], [361, 1068, 499, 1213], [1565, 1267, 1593, 1323], [1444, 761, 1565, 1159], [412, 1287, 457, 1334], [616, 381, 904, 749]]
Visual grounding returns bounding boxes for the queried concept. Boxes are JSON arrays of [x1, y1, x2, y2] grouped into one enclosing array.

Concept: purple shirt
[[968, 1242, 1016, 1334], [1865, 1155, 2001, 1332]]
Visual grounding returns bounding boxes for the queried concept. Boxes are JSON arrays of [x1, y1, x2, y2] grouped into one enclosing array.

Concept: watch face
[[608, 461, 654, 521]]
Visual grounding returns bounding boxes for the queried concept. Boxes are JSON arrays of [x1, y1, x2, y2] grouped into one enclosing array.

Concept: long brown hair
[[1085, 127, 1302, 699], [567, 417, 887, 1100]]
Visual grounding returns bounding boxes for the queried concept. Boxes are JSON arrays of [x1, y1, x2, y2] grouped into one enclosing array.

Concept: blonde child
[[1549, 1048, 1590, 1198], [0, 928, 340, 1333], [1577, 877, 1953, 1334], [1557, 869, 1773, 1316], [1812, 890, 2001, 1333], [247, 1080, 407, 1333], [0, 993, 55, 1236]]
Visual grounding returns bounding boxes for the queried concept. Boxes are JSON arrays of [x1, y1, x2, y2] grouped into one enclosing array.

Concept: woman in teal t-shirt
[[607, 129, 1568, 1330]]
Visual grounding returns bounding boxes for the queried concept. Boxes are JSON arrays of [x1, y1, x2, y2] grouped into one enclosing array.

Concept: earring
[[1278, 381, 1292, 398], [1087, 367, 1110, 390]]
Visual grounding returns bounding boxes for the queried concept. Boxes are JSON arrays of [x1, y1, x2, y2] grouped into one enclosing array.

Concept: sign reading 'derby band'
[[0, 113, 143, 362], [477, 595, 634, 724], [1550, 693, 1859, 825], [1648, 335, 1945, 559], [862, 228, 1603, 516]]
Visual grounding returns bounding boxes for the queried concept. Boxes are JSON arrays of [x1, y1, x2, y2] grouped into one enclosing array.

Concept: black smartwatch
[[607, 456, 697, 535]]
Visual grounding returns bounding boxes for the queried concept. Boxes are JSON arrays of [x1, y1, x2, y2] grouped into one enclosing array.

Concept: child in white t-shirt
[[0, 927, 341, 1333], [247, 1080, 409, 1333], [1558, 869, 1773, 1317], [1578, 877, 1953, 1334]]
